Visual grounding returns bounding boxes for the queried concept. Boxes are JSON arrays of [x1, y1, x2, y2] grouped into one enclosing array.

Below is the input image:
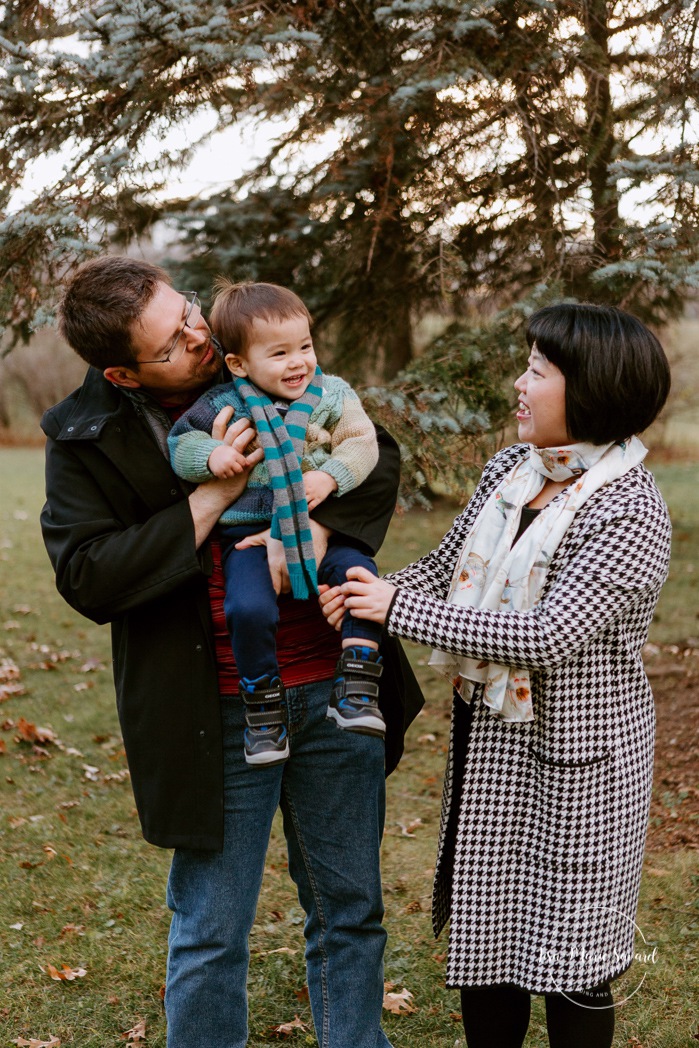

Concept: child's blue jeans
[[219, 524, 383, 682]]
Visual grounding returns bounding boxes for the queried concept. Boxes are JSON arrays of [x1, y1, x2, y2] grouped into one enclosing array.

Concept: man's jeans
[[165, 679, 392, 1048]]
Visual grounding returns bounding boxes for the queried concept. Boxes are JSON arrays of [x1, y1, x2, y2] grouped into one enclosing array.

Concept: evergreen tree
[[2, 2, 698, 351], [1, 2, 696, 491]]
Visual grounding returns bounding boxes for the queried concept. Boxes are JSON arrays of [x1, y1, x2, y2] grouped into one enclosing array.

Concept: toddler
[[168, 281, 387, 766]]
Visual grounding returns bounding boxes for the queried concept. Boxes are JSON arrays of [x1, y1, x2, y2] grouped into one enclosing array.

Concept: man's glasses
[[139, 292, 203, 364]]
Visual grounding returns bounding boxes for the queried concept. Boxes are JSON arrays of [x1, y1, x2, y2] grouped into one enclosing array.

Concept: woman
[[320, 303, 672, 1048]]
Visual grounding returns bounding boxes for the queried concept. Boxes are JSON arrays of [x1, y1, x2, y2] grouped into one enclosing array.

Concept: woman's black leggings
[[460, 983, 615, 1048]]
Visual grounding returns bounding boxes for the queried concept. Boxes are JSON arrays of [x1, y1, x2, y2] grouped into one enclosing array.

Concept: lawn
[[0, 448, 697, 1047]]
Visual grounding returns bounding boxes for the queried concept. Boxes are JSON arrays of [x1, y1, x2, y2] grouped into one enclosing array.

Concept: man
[[40, 256, 422, 1048]]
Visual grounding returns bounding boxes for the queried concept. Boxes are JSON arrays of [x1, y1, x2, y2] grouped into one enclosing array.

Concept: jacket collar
[[51, 368, 193, 514], [54, 367, 224, 442], [55, 367, 130, 441]]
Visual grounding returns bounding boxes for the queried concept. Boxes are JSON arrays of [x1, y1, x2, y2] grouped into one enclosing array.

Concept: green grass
[[648, 462, 699, 645], [0, 448, 697, 1046]]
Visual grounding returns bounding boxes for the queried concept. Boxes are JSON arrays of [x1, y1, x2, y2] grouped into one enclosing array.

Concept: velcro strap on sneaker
[[342, 658, 383, 678], [242, 686, 284, 706], [338, 679, 380, 700], [246, 708, 286, 728]]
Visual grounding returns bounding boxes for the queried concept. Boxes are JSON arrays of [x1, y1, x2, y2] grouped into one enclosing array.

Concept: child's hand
[[208, 444, 249, 479], [318, 583, 346, 631], [304, 470, 338, 511]]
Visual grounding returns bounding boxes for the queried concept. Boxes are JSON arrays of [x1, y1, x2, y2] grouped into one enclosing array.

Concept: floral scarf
[[429, 437, 648, 721]]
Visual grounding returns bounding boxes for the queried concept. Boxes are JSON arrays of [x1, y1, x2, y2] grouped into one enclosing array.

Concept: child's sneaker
[[327, 647, 385, 737], [240, 675, 289, 766]]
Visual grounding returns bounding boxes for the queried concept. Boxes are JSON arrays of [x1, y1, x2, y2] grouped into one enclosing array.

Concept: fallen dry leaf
[[28, 646, 78, 670], [121, 1019, 146, 1042], [79, 658, 105, 673], [0, 659, 21, 682], [12, 1037, 60, 1047], [15, 720, 58, 746], [1, 681, 26, 702], [268, 1015, 309, 1038], [103, 769, 130, 784], [397, 818, 423, 837], [44, 963, 87, 982], [58, 924, 84, 939], [383, 986, 417, 1015]]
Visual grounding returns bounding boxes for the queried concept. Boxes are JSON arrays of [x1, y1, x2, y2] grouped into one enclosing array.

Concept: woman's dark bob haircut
[[526, 303, 671, 445]]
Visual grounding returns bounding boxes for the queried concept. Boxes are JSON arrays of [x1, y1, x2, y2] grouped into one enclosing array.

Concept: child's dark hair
[[210, 279, 312, 357], [526, 303, 671, 444]]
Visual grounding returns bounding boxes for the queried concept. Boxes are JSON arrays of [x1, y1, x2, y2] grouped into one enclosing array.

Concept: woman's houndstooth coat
[[385, 445, 672, 993]]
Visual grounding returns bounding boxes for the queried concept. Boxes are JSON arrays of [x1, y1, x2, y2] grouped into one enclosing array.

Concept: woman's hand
[[340, 567, 396, 625]]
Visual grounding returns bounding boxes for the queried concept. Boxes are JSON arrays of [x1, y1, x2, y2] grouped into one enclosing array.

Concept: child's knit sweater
[[168, 373, 379, 527]]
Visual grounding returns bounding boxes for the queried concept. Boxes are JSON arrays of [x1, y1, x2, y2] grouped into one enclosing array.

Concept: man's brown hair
[[58, 256, 171, 369], [210, 279, 312, 358]]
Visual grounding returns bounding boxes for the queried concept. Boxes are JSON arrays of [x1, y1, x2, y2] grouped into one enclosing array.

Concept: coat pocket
[[523, 747, 614, 872]]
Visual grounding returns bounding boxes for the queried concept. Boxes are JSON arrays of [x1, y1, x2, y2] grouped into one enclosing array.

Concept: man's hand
[[235, 520, 332, 594], [211, 405, 257, 443], [309, 519, 331, 564], [235, 529, 290, 595], [304, 470, 338, 511], [188, 413, 263, 549]]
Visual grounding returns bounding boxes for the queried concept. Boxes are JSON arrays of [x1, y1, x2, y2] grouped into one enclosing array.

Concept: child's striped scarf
[[233, 368, 324, 600]]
